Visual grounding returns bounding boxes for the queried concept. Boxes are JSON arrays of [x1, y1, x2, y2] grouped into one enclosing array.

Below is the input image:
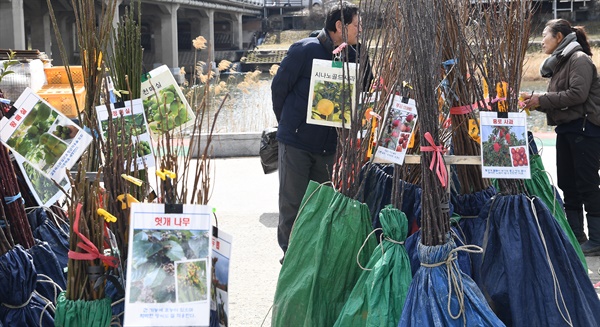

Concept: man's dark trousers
[[277, 142, 335, 253]]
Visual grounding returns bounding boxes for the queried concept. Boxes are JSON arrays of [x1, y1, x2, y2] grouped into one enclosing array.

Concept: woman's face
[[542, 26, 563, 55]]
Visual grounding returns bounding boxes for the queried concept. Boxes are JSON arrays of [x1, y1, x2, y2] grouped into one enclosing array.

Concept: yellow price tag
[[468, 119, 481, 144], [496, 82, 508, 112]]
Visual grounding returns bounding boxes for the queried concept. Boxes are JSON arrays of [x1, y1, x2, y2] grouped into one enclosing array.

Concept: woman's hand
[[520, 92, 541, 110]]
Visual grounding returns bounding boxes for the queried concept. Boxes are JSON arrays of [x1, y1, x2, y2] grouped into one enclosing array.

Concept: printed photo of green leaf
[[6, 100, 63, 170], [129, 229, 209, 303]]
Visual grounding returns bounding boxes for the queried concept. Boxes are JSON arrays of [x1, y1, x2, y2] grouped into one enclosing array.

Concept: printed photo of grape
[[176, 259, 208, 303]]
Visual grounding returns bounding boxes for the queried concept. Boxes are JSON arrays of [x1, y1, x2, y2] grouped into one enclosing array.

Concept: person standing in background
[[523, 19, 600, 256], [271, 1, 371, 263]]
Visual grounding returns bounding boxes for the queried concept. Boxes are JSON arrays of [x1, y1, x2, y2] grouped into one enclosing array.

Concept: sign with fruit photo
[[14, 154, 70, 207], [373, 95, 418, 165], [306, 59, 357, 128], [124, 203, 212, 327], [96, 99, 155, 171], [141, 65, 195, 134], [480, 111, 530, 179], [0, 88, 93, 181]]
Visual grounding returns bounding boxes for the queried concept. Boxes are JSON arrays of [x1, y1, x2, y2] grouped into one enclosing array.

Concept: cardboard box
[[44, 66, 84, 85], [37, 84, 85, 118]]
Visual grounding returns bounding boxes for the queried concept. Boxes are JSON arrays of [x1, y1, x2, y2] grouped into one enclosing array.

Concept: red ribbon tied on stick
[[68, 203, 118, 268], [420, 132, 448, 188]]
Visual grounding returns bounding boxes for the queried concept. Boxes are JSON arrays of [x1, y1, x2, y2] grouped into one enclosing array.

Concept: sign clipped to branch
[[374, 95, 418, 165], [0, 88, 93, 182], [141, 65, 196, 135], [96, 99, 155, 171], [124, 203, 213, 326], [306, 59, 357, 128], [480, 111, 530, 179]]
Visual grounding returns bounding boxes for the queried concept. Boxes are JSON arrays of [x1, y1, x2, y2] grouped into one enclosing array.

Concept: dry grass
[[258, 29, 600, 83], [522, 46, 600, 81]]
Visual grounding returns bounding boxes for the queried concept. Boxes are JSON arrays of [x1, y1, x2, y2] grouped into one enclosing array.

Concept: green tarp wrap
[[522, 154, 587, 270], [54, 292, 112, 327], [271, 181, 377, 327], [334, 205, 412, 327]]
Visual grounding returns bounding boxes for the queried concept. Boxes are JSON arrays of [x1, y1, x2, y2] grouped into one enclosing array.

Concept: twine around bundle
[[420, 244, 483, 324]]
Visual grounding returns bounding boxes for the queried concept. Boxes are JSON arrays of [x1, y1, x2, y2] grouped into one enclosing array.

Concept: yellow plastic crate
[[37, 84, 86, 118], [44, 66, 85, 85]]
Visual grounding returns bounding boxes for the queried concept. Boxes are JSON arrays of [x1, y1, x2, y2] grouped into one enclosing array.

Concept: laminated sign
[[141, 65, 196, 135], [480, 111, 530, 179], [13, 154, 70, 207], [96, 99, 155, 171], [124, 203, 213, 327], [210, 228, 232, 327], [374, 95, 418, 165], [0, 88, 93, 182], [306, 59, 357, 128]]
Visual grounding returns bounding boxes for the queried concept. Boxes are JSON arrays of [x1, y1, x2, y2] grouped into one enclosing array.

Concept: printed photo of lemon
[[310, 80, 353, 125], [316, 99, 334, 116]]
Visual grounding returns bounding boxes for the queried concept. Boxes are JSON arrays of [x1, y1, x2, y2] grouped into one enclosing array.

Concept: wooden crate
[[37, 84, 85, 118], [44, 66, 85, 85]]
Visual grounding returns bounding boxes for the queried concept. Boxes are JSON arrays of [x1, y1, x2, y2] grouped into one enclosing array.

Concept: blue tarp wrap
[[405, 228, 472, 277], [399, 238, 505, 326], [356, 163, 422, 235], [451, 186, 497, 217], [405, 186, 497, 279], [0, 245, 54, 326], [28, 241, 66, 303], [357, 163, 394, 227], [334, 205, 412, 327], [27, 208, 69, 270], [520, 154, 587, 269], [467, 194, 600, 326], [527, 130, 539, 155], [399, 180, 423, 230], [105, 277, 124, 326]]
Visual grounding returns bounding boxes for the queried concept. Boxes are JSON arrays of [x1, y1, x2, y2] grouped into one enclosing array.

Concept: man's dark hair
[[325, 1, 359, 32], [309, 30, 320, 37]]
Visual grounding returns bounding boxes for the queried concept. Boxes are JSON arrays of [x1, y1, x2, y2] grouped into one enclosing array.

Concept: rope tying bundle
[[527, 197, 573, 327], [357, 227, 405, 271], [420, 244, 483, 323], [0, 292, 34, 309]]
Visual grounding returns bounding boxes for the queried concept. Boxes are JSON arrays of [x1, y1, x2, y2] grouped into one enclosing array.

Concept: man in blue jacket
[[271, 1, 369, 262]]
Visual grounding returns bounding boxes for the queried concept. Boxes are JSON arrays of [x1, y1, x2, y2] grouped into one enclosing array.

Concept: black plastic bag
[[259, 127, 278, 174]]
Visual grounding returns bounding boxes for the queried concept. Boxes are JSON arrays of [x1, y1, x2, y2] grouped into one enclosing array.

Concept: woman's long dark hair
[[546, 18, 593, 56]]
